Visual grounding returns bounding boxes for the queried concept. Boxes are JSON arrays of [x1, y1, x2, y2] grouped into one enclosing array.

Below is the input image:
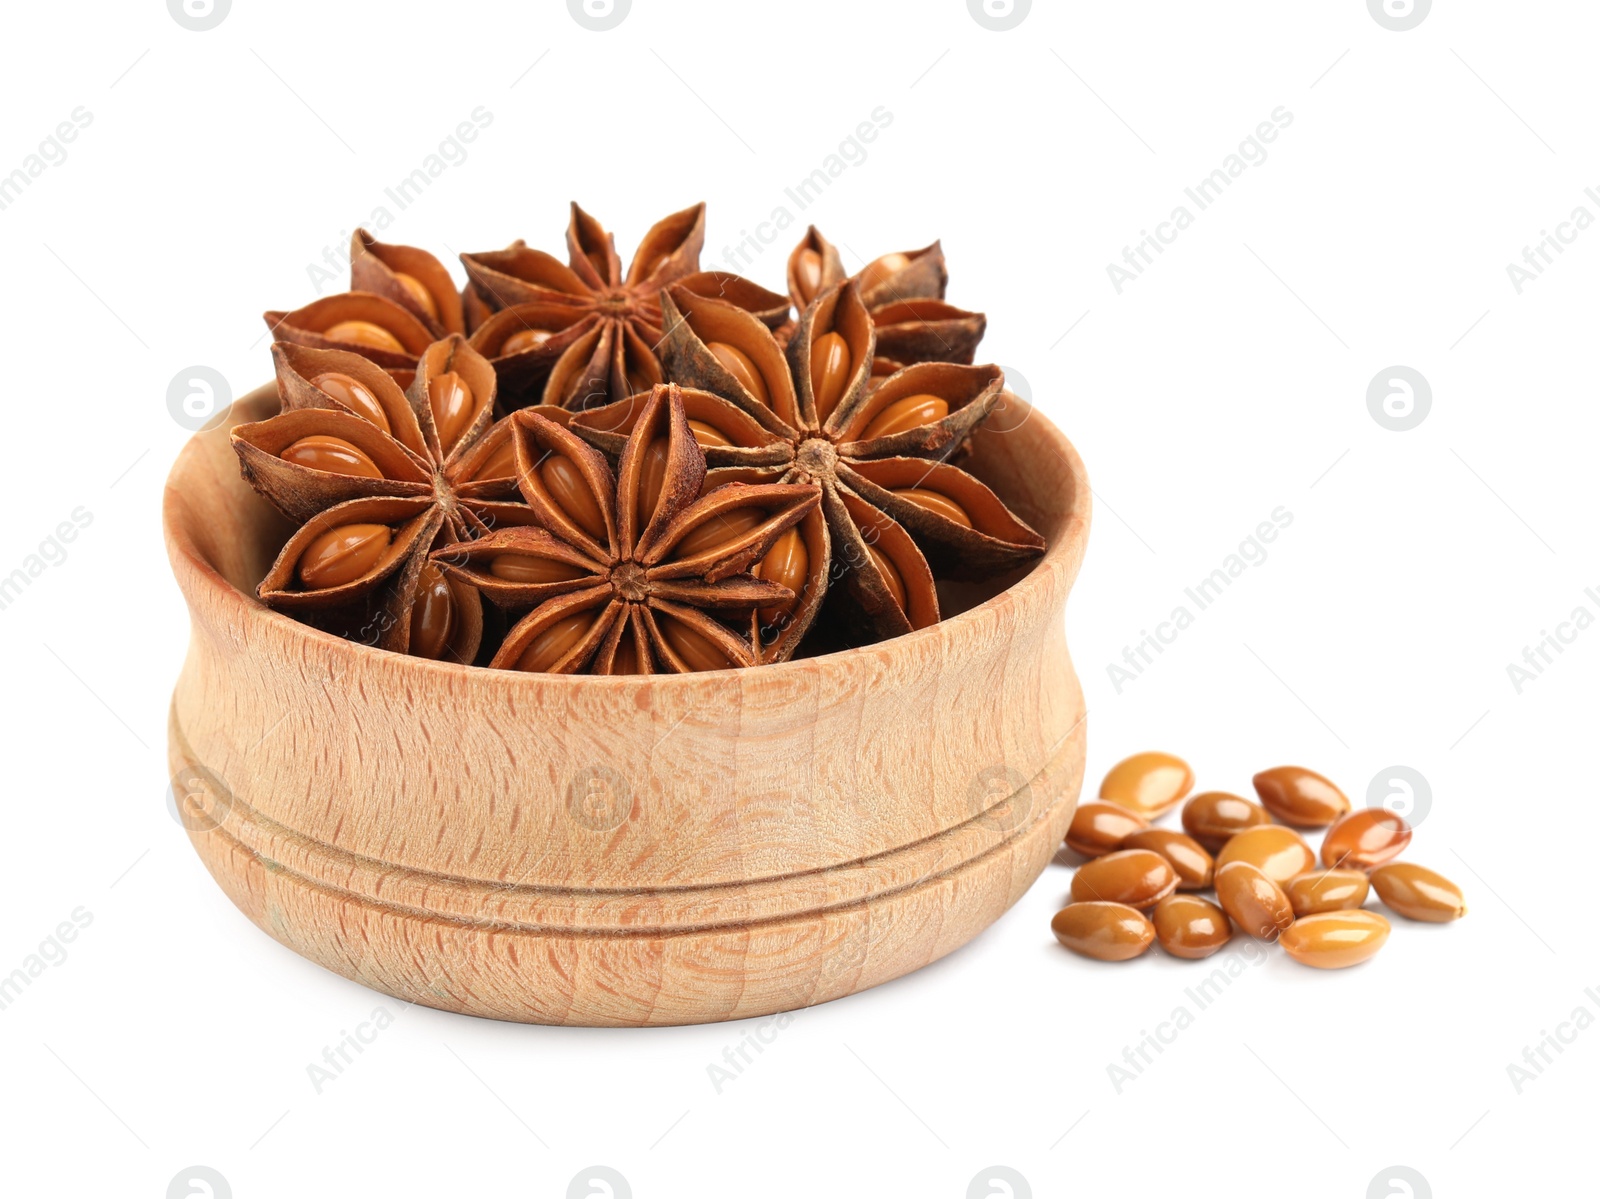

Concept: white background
[[2, 1, 1595, 1196]]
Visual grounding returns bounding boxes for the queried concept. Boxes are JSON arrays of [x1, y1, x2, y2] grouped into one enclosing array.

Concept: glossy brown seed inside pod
[[1181, 791, 1270, 852], [296, 524, 392, 590], [501, 328, 555, 355], [1214, 861, 1294, 940], [1280, 910, 1390, 969], [279, 435, 383, 480], [540, 455, 607, 540], [861, 394, 948, 440], [311, 372, 390, 433], [809, 331, 852, 422], [325, 319, 406, 354], [1320, 809, 1412, 870], [516, 612, 596, 673], [1285, 869, 1370, 917], [1064, 801, 1148, 858], [661, 615, 736, 672], [753, 528, 806, 626], [1050, 902, 1155, 962], [706, 341, 769, 406], [858, 252, 912, 294], [487, 552, 588, 585], [1369, 863, 1467, 922], [1099, 751, 1193, 819], [408, 561, 456, 660], [1252, 765, 1351, 828], [1120, 828, 1214, 890], [892, 487, 972, 527], [429, 371, 475, 452], [1070, 849, 1178, 910], [1215, 825, 1317, 885], [865, 544, 907, 610], [1152, 894, 1232, 960]]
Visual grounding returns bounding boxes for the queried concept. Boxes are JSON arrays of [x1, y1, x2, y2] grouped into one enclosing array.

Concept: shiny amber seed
[[809, 331, 852, 423], [279, 435, 383, 479], [1152, 894, 1232, 960], [311, 372, 390, 433], [393, 271, 438, 320], [1120, 828, 1213, 890], [1182, 791, 1270, 852], [473, 439, 518, 482], [540, 455, 607, 541], [1252, 766, 1352, 828], [1280, 910, 1390, 969], [1051, 902, 1154, 962], [1215, 825, 1317, 885], [1320, 809, 1412, 870], [429, 371, 475, 452], [688, 418, 734, 448], [892, 487, 972, 528], [324, 319, 405, 353], [1064, 801, 1147, 859], [754, 527, 806, 626], [1214, 861, 1294, 940], [609, 635, 643, 675], [1070, 849, 1178, 910], [676, 507, 764, 560], [1099, 751, 1194, 818], [637, 439, 669, 529], [857, 251, 911, 295], [487, 554, 587, 584], [502, 328, 555, 356], [514, 612, 595, 672], [296, 523, 391, 590], [1285, 869, 1371, 917], [706, 341, 769, 406], [794, 247, 823, 304], [662, 616, 734, 671], [1369, 863, 1467, 922], [861, 394, 948, 441], [408, 561, 455, 660], [865, 544, 907, 611]]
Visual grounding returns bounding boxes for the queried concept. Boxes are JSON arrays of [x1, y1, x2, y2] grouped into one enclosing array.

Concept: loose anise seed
[[809, 331, 851, 422], [429, 371, 475, 451], [866, 544, 906, 610], [1280, 910, 1390, 969], [1152, 894, 1232, 960], [394, 272, 438, 320], [662, 616, 734, 671], [1070, 849, 1179, 910], [488, 554, 587, 584], [892, 487, 972, 527], [862, 394, 949, 441], [1050, 902, 1154, 961], [515, 612, 595, 672], [1320, 809, 1412, 870], [325, 319, 405, 353], [753, 527, 806, 625], [1285, 869, 1371, 917], [540, 456, 607, 540], [794, 248, 823, 304], [676, 507, 764, 559], [1214, 825, 1317, 885], [857, 252, 911, 295], [688, 419, 733, 447], [1368, 863, 1467, 922], [502, 328, 555, 356], [1252, 765, 1351, 828], [1100, 751, 1194, 818], [1182, 791, 1270, 852], [707, 341, 769, 406], [311, 372, 391, 433], [408, 561, 455, 660], [1119, 828, 1214, 890], [280, 435, 383, 479], [1063, 800, 1148, 859], [296, 523, 392, 589], [1214, 861, 1294, 940]]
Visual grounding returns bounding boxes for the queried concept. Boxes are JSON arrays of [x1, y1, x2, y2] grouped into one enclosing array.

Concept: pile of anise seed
[[233, 203, 1045, 673]]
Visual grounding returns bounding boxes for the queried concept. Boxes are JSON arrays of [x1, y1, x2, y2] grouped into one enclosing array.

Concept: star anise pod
[[231, 335, 538, 661], [263, 231, 467, 371], [569, 281, 1045, 663], [459, 202, 788, 411], [431, 384, 819, 674], [785, 226, 987, 382]]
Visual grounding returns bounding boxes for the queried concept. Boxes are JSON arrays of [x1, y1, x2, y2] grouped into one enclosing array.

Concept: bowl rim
[[164, 383, 1091, 687]]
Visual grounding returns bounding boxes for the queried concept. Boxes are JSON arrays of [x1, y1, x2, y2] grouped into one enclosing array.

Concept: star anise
[[569, 281, 1045, 663], [459, 203, 788, 411], [785, 226, 987, 382], [231, 335, 538, 661], [263, 231, 466, 371], [430, 384, 819, 674]]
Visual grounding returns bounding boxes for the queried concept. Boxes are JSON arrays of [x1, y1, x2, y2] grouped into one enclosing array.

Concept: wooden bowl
[[164, 385, 1091, 1026]]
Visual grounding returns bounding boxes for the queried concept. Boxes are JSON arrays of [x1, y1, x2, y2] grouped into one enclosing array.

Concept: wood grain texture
[[163, 385, 1091, 1026]]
